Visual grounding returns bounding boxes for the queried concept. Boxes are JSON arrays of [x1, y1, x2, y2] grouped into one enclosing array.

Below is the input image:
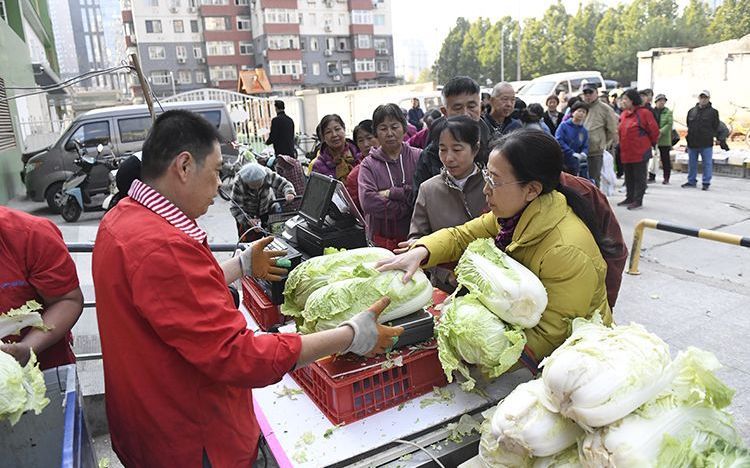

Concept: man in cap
[[653, 94, 674, 184], [230, 162, 296, 239], [581, 82, 619, 187], [683, 90, 719, 190]]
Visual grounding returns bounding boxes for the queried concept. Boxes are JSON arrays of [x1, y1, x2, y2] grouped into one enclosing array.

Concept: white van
[[397, 91, 443, 114], [518, 71, 606, 105]]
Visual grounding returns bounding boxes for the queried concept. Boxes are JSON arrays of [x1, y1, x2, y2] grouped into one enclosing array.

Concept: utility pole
[[500, 25, 505, 82], [130, 53, 156, 121], [516, 25, 522, 81]]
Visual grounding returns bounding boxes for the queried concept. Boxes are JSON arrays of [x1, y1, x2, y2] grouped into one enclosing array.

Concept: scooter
[[59, 140, 119, 222]]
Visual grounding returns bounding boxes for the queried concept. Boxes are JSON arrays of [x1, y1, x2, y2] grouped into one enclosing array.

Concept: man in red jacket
[[92, 110, 402, 467]]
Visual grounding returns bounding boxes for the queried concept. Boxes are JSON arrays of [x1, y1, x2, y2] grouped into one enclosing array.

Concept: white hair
[[491, 82, 514, 97]]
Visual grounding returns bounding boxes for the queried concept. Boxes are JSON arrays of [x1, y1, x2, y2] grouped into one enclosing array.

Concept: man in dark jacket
[[407, 98, 425, 130], [682, 90, 719, 190], [482, 81, 523, 135], [265, 100, 295, 157], [412, 76, 494, 204]]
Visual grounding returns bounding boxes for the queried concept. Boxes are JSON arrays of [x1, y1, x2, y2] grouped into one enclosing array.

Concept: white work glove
[[339, 297, 404, 356], [579, 152, 588, 162]]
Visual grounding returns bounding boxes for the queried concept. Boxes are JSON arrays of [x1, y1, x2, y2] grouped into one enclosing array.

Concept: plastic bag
[[601, 150, 617, 196]]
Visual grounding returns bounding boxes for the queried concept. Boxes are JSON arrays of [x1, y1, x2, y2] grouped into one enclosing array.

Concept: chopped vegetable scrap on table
[[419, 386, 454, 409], [274, 385, 304, 400]]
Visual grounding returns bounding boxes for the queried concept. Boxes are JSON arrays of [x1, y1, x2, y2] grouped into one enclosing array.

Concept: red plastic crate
[[241, 276, 288, 331], [291, 343, 447, 425]]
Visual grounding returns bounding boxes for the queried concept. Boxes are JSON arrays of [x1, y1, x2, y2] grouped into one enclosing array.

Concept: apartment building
[[122, 0, 395, 96], [252, 0, 395, 93]]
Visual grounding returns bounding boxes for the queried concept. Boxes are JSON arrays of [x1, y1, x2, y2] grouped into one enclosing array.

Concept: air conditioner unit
[[292, 74, 300, 81], [377, 48, 388, 55], [169, 6, 178, 13], [324, 0, 333, 7], [324, 25, 332, 32], [188, 6, 196, 13], [196, 57, 205, 63], [332, 75, 341, 81], [177, 58, 186, 63], [262, 50, 267, 57], [324, 49, 332, 56]]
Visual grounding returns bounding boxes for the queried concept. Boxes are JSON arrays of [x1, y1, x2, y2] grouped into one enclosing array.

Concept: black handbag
[[671, 129, 680, 146]]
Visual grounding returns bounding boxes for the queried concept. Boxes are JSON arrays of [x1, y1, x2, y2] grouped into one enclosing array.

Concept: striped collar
[[128, 179, 207, 244]]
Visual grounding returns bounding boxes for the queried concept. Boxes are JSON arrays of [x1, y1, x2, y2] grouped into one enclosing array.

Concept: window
[[337, 13, 345, 26], [176, 46, 187, 59], [201, 0, 228, 4], [173, 19, 184, 33], [325, 37, 335, 51], [374, 38, 387, 50], [0, 78, 17, 151], [150, 71, 171, 85], [204, 17, 230, 31], [193, 46, 203, 58], [206, 41, 235, 56], [341, 61, 351, 75], [300, 39, 306, 51], [69, 121, 111, 147], [0, 1, 7, 22], [337, 38, 348, 51], [267, 35, 299, 50], [209, 65, 237, 81], [374, 14, 385, 26], [237, 16, 251, 30], [190, 20, 199, 33], [197, 110, 222, 128], [312, 63, 320, 76], [308, 12, 316, 25], [351, 10, 372, 25], [118, 117, 152, 144], [354, 59, 374, 73], [177, 70, 192, 84], [376, 60, 389, 73], [235, 0, 249, 4], [146, 0, 159, 6], [239, 41, 253, 55], [264, 9, 298, 24], [268, 60, 302, 76], [326, 61, 337, 75], [195, 70, 206, 83], [145, 20, 162, 33], [310, 38, 318, 51], [355, 34, 371, 49], [148, 46, 166, 59]]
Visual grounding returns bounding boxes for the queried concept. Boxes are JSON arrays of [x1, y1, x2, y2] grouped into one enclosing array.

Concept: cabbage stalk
[[435, 295, 526, 391], [579, 347, 741, 468], [532, 446, 583, 468], [488, 379, 584, 458], [540, 315, 675, 430], [0, 300, 48, 340], [281, 247, 394, 316], [455, 239, 547, 329], [300, 267, 432, 333], [0, 350, 49, 426], [479, 406, 534, 468]]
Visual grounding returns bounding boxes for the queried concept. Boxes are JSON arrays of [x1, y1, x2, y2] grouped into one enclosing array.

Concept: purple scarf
[[494, 212, 523, 252]]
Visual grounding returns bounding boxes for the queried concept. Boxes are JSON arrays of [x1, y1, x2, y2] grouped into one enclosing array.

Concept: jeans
[[623, 160, 648, 204], [687, 146, 713, 186]]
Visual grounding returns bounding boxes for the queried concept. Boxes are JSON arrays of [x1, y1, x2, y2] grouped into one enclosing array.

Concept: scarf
[[494, 212, 523, 252]]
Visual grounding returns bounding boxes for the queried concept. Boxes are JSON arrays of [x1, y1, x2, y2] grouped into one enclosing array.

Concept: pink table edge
[[254, 395, 294, 467]]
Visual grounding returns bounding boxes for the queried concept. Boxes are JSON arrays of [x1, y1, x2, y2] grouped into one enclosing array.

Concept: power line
[[5, 64, 132, 91], [0, 65, 135, 103]]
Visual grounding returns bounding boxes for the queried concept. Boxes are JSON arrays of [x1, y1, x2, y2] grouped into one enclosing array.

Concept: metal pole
[[500, 25, 505, 82], [130, 53, 156, 121], [516, 24, 522, 81]]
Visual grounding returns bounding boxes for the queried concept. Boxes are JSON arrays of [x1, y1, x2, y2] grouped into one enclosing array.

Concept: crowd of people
[[0, 73, 725, 466]]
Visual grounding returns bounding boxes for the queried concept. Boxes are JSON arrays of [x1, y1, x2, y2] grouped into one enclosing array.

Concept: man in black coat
[[682, 90, 719, 191], [265, 100, 295, 157]]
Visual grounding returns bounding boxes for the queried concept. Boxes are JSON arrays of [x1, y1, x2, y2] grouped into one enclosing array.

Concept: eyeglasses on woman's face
[[482, 167, 523, 191]]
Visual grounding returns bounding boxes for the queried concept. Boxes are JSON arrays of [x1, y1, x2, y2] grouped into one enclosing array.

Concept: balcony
[[376, 48, 389, 56], [125, 35, 137, 47]]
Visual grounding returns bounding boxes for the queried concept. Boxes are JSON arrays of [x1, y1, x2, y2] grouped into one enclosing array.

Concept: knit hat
[[654, 94, 667, 102], [239, 163, 267, 189]]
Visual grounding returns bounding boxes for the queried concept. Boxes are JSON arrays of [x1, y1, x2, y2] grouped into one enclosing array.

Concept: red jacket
[[346, 162, 363, 212], [92, 198, 301, 467], [618, 106, 659, 164]]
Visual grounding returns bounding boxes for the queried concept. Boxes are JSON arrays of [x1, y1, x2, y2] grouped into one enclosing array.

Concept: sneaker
[[682, 182, 696, 188], [702, 184, 710, 191], [627, 202, 643, 210], [617, 199, 633, 206]]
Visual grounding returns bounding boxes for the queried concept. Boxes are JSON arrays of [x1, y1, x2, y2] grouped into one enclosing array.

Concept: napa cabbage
[[0, 350, 49, 426], [0, 300, 48, 340]]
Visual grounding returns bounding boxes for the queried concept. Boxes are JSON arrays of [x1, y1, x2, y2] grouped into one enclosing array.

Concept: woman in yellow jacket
[[377, 129, 611, 374]]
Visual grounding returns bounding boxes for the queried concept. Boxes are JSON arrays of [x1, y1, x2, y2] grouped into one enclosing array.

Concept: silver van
[[518, 71, 606, 106], [22, 101, 237, 211]]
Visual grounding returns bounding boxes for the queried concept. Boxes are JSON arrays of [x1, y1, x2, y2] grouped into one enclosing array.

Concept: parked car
[[604, 79, 621, 91], [518, 71, 606, 106], [22, 101, 237, 212]]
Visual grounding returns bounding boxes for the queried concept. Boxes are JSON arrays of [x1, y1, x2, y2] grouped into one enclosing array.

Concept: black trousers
[[623, 160, 648, 204], [658, 146, 672, 181]]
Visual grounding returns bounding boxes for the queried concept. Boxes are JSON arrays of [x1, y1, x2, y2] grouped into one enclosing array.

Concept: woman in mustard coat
[[377, 129, 611, 373]]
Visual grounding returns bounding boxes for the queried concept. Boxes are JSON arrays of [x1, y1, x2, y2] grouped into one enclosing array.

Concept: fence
[[17, 117, 72, 152]]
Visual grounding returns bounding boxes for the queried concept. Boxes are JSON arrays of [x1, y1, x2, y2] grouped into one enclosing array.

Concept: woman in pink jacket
[[358, 104, 421, 250]]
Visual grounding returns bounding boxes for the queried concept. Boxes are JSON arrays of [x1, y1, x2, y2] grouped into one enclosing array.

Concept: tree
[[458, 18, 490, 83], [415, 68, 433, 84], [433, 18, 471, 84], [520, 1, 571, 79], [677, 0, 713, 47], [478, 17, 518, 84], [708, 0, 750, 42], [593, 4, 631, 83], [565, 2, 605, 71]]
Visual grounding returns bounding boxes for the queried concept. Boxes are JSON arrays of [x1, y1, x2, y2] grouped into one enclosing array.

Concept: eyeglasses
[[482, 168, 523, 190]]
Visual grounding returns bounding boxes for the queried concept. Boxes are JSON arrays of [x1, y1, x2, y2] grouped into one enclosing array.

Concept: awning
[[238, 68, 272, 94], [32, 63, 69, 96]]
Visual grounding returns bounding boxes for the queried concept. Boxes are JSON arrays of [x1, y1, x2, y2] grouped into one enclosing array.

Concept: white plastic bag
[[601, 149, 617, 196]]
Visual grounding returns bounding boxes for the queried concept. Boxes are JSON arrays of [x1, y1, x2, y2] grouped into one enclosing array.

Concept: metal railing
[[627, 218, 750, 274]]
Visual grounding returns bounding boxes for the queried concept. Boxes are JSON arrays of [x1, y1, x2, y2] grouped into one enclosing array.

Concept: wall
[[637, 34, 750, 128]]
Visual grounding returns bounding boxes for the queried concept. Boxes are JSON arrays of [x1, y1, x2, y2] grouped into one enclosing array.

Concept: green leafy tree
[[520, 1, 571, 79], [458, 18, 490, 83], [565, 2, 605, 71], [677, 0, 713, 47], [593, 4, 631, 83], [708, 0, 750, 42], [433, 18, 471, 83], [478, 17, 518, 84], [415, 68, 433, 84]]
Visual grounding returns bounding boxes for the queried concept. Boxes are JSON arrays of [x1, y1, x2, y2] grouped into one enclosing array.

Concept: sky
[[389, 0, 692, 78]]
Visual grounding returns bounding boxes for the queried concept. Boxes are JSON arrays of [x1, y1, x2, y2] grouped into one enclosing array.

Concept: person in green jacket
[[654, 94, 674, 184], [377, 129, 611, 374]]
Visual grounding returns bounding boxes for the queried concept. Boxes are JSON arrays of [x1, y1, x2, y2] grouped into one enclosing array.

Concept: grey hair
[[491, 81, 515, 98]]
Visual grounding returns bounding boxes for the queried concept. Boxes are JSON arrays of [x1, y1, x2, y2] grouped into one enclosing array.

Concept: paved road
[[6, 168, 750, 462]]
